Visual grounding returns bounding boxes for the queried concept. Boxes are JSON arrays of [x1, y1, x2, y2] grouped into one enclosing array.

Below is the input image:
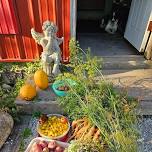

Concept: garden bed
[[1, 115, 152, 152], [0, 39, 150, 151]]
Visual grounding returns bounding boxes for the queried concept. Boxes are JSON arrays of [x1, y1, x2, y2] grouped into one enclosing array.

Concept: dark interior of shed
[[77, 0, 132, 34], [76, 0, 140, 56]]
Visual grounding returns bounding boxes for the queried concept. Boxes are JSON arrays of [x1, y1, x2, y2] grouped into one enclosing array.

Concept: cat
[[100, 12, 118, 34]]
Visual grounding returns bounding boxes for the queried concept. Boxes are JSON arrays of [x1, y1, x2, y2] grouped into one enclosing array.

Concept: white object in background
[[124, 0, 152, 52], [105, 19, 118, 34]]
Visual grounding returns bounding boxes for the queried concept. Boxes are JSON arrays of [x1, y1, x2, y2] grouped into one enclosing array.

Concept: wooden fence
[[0, 0, 70, 62]]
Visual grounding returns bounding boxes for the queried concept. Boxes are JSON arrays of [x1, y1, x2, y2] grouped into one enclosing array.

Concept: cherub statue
[[31, 21, 63, 77]]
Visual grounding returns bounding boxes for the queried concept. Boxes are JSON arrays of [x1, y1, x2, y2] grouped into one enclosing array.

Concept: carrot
[[68, 125, 80, 141], [93, 129, 100, 141], [69, 121, 85, 140], [75, 122, 91, 139], [71, 120, 78, 129], [71, 118, 87, 129], [73, 123, 82, 134], [84, 126, 96, 139]]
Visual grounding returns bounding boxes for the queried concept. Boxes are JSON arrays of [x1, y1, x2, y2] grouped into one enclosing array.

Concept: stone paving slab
[[102, 69, 152, 115], [0, 115, 31, 152], [15, 85, 63, 115], [103, 69, 152, 100], [102, 55, 152, 70]]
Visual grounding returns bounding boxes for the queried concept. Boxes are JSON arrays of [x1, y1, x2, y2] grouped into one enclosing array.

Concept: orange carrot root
[[75, 123, 91, 139], [93, 129, 101, 141]]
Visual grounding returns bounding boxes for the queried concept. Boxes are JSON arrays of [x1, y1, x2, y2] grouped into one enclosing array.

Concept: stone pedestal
[[15, 85, 63, 114]]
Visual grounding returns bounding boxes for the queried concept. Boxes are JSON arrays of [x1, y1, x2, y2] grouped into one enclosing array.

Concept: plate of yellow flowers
[[37, 114, 70, 141]]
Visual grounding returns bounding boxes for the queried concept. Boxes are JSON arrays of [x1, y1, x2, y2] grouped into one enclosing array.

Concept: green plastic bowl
[[52, 79, 76, 97]]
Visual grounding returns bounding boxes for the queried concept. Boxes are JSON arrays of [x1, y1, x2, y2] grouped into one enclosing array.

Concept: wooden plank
[[0, 37, 3, 59], [56, 0, 63, 37], [48, 0, 56, 22], [22, 37, 33, 59], [40, 0, 49, 22], [27, 0, 39, 58], [12, 36, 21, 59], [15, 0, 34, 59], [15, 0, 31, 36], [30, 0, 42, 32], [148, 21, 152, 31], [2, 36, 10, 58], [5, 37, 14, 58], [15, 35, 26, 59], [0, 1, 9, 34], [0, 21, 2, 33], [62, 0, 70, 62], [0, 35, 7, 59], [1, 0, 18, 34], [145, 33, 152, 59]]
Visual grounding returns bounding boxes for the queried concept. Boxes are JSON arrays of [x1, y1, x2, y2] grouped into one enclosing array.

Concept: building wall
[[0, 0, 70, 62]]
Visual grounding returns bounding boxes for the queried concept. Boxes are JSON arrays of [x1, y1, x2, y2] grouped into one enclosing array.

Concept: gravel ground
[[1, 116, 152, 152], [23, 118, 38, 150], [138, 116, 152, 152], [23, 116, 152, 152]]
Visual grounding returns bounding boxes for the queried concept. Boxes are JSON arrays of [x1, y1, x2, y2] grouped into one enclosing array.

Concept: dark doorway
[[76, 0, 139, 56]]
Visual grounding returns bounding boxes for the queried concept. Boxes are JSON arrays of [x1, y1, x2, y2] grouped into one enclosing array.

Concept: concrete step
[[138, 100, 152, 115], [101, 69, 152, 115], [102, 69, 152, 101], [15, 69, 152, 116], [15, 86, 62, 115], [101, 55, 152, 70]]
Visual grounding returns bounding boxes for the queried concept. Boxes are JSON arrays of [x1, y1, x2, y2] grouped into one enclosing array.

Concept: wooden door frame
[[70, 0, 77, 38], [124, 0, 152, 53]]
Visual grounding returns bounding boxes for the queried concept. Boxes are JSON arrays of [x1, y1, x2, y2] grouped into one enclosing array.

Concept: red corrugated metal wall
[[0, 0, 70, 62], [0, 0, 19, 34]]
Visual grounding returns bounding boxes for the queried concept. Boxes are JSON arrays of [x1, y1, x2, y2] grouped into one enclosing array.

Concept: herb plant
[[57, 38, 139, 152]]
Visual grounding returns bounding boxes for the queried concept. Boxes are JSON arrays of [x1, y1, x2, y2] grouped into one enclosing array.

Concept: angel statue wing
[[31, 28, 44, 45]]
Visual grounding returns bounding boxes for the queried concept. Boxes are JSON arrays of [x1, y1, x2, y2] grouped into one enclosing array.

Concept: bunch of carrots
[[70, 117, 101, 141]]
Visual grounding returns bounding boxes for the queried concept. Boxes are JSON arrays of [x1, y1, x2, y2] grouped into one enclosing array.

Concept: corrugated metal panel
[[0, 0, 70, 62], [0, 0, 19, 34]]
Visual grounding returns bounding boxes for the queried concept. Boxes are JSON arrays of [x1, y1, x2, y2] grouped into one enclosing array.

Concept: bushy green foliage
[[0, 77, 24, 121], [0, 60, 41, 120], [19, 128, 32, 152], [57, 39, 139, 152], [65, 139, 105, 152], [0, 60, 42, 74]]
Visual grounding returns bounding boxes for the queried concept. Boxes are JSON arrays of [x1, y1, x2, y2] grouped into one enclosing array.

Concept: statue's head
[[42, 21, 58, 36]]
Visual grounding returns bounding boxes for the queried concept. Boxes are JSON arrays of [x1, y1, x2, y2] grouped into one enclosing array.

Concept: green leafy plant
[[19, 128, 32, 152], [0, 60, 41, 120], [0, 60, 41, 76], [32, 111, 42, 118], [57, 39, 139, 152], [65, 139, 105, 152], [21, 128, 32, 138]]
